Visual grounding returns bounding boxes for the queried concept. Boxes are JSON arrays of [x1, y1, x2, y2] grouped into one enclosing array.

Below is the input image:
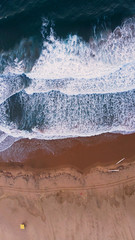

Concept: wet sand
[[0, 133, 135, 239], [0, 133, 135, 170]]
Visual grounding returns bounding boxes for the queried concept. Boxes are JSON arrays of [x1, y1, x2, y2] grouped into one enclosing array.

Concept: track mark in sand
[[0, 174, 135, 193], [0, 193, 8, 200]]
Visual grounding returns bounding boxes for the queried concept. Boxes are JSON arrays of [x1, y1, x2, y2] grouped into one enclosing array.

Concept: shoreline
[[0, 133, 135, 239], [0, 132, 135, 171]]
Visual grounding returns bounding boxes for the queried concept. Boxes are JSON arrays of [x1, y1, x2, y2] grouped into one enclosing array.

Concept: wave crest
[[0, 17, 135, 146]]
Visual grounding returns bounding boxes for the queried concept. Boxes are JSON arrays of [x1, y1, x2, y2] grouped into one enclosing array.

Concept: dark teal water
[[0, 0, 135, 50], [0, 0, 135, 150]]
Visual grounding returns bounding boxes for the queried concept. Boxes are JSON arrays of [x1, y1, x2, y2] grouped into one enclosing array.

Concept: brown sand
[[0, 161, 135, 239], [0, 133, 135, 170], [0, 133, 135, 239]]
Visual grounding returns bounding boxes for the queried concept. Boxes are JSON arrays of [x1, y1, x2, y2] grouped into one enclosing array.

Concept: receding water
[[0, 0, 135, 151]]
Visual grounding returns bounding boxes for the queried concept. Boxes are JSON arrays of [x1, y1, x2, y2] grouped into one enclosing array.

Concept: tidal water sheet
[[0, 17, 135, 151]]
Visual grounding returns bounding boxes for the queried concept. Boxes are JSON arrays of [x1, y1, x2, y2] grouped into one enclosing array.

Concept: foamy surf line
[[0, 17, 135, 151], [26, 62, 135, 95], [0, 88, 135, 138]]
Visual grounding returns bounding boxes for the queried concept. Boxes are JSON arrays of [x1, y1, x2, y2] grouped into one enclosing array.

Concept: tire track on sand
[[0, 174, 135, 193]]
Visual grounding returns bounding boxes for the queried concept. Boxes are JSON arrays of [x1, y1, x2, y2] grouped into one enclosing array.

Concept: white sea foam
[[0, 130, 20, 152], [0, 89, 135, 140], [0, 18, 135, 150], [0, 73, 31, 104], [2, 17, 135, 96], [0, 121, 134, 140], [25, 17, 135, 95]]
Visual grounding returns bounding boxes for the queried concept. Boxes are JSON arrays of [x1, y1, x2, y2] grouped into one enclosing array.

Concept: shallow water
[[0, 0, 135, 150]]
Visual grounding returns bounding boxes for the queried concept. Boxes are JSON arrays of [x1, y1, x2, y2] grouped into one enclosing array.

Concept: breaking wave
[[0, 17, 135, 150]]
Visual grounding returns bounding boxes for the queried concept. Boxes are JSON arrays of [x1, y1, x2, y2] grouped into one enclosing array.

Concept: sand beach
[[0, 133, 135, 239]]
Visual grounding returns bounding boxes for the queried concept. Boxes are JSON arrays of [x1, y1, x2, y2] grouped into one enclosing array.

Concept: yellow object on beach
[[20, 224, 25, 230]]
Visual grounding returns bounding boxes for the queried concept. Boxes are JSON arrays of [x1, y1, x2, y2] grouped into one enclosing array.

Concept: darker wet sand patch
[[0, 133, 135, 172]]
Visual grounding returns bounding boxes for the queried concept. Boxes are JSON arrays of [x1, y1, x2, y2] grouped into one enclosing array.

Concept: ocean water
[[0, 0, 135, 151]]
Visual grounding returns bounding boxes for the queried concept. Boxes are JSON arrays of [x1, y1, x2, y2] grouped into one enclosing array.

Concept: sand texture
[[1, 133, 135, 171], [0, 160, 135, 240]]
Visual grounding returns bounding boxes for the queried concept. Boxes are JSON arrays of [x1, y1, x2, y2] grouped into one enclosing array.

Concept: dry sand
[[0, 160, 135, 239], [0, 133, 135, 239]]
